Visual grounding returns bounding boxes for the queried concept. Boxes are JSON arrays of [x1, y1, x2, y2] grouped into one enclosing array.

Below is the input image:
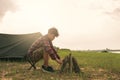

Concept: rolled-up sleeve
[[43, 40, 57, 60]]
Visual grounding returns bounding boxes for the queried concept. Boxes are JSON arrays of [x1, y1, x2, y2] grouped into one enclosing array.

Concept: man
[[26, 27, 62, 73]]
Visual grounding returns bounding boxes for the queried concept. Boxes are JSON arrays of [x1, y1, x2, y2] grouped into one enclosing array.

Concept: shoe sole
[[41, 68, 53, 73]]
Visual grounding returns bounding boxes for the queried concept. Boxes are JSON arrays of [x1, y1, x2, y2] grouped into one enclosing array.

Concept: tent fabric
[[0, 32, 42, 59]]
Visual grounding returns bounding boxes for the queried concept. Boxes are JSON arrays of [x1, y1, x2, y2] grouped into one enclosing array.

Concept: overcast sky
[[0, 0, 120, 50]]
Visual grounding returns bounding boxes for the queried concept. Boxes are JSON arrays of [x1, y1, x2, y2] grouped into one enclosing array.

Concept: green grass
[[0, 50, 120, 80]]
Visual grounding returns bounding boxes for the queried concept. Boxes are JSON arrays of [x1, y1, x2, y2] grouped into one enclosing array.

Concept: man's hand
[[56, 58, 63, 64]]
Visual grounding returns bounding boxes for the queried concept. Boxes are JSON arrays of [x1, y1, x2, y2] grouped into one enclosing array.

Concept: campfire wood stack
[[60, 53, 81, 74]]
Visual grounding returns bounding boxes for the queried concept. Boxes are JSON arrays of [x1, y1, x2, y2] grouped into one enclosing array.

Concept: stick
[[69, 53, 72, 73]]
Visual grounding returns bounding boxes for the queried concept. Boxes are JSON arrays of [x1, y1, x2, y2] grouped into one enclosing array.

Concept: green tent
[[0, 32, 42, 59]]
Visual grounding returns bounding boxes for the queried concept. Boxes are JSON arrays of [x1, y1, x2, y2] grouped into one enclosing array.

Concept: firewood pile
[[60, 53, 81, 74]]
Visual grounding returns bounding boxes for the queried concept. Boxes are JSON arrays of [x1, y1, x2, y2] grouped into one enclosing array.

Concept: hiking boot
[[42, 65, 54, 73]]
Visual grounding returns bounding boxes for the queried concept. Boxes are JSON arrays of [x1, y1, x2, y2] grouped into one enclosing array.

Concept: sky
[[0, 0, 120, 50]]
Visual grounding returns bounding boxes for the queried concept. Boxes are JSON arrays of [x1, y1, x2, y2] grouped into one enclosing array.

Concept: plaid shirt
[[28, 35, 60, 60]]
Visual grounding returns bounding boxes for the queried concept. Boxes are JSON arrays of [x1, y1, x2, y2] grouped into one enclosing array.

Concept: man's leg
[[43, 52, 49, 67], [42, 52, 55, 72]]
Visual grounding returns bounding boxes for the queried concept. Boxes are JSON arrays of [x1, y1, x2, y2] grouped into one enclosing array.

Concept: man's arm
[[43, 39, 62, 64], [56, 58, 62, 64], [43, 39, 58, 60]]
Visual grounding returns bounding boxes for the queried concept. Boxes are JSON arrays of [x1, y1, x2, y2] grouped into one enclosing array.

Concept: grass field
[[0, 50, 120, 80]]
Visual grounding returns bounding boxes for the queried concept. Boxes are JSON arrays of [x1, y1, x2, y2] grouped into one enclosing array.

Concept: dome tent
[[0, 32, 42, 59]]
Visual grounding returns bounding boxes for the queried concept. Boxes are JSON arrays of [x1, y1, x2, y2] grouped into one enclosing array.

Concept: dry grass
[[0, 50, 120, 80]]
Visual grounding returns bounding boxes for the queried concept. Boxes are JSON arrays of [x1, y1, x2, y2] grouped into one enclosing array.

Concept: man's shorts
[[27, 48, 44, 64]]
